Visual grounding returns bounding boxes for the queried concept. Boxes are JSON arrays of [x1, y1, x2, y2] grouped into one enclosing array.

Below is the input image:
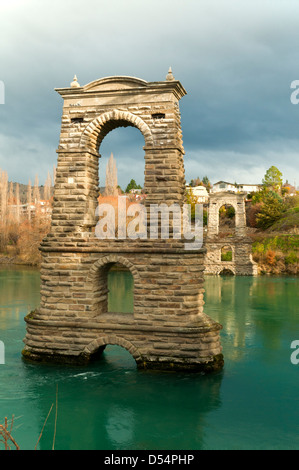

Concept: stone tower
[[23, 71, 224, 372]]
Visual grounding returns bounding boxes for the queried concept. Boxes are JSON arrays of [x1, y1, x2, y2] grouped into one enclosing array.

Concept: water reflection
[[105, 405, 135, 447], [204, 275, 299, 362], [24, 346, 223, 450], [0, 267, 40, 327], [108, 270, 134, 313], [1, 267, 299, 450]]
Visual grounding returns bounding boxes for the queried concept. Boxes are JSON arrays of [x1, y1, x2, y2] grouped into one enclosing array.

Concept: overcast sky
[[0, 0, 299, 189]]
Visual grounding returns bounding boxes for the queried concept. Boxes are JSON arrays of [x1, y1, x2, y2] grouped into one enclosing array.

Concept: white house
[[211, 181, 238, 193], [186, 185, 209, 203], [211, 181, 262, 195], [237, 183, 262, 194]]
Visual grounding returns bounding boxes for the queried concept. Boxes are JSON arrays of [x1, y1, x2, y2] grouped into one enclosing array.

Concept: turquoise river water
[[0, 266, 298, 450]]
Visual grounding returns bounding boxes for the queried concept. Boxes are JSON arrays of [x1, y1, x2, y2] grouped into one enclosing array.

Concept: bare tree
[[15, 183, 20, 224], [8, 181, 14, 222], [8, 181, 14, 204], [104, 153, 118, 196], [44, 171, 52, 201], [27, 179, 32, 221], [0, 170, 8, 250], [33, 174, 40, 204], [0, 170, 8, 224], [53, 165, 56, 186]]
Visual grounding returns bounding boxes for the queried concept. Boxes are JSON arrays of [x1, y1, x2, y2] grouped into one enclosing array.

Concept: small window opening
[[152, 113, 165, 120], [71, 117, 84, 123]]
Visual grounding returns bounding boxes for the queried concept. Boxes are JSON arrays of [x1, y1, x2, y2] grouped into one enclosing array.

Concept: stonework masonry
[[204, 192, 258, 276], [22, 73, 224, 372]]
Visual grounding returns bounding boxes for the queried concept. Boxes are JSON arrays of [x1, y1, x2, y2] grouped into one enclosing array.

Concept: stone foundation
[[23, 244, 223, 372]]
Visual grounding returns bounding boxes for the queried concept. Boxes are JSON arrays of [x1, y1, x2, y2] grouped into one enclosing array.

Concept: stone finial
[[70, 75, 80, 88], [166, 67, 175, 81]]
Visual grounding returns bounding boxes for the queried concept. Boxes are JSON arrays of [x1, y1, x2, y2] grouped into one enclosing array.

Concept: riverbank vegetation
[[0, 168, 53, 266], [246, 167, 298, 275], [252, 235, 298, 275]]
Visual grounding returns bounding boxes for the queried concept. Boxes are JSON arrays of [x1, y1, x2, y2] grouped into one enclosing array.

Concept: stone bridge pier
[[22, 71, 224, 372], [204, 192, 258, 276]]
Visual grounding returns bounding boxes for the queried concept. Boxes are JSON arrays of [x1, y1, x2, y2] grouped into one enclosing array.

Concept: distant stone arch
[[221, 245, 234, 262], [218, 204, 236, 233], [204, 192, 258, 275], [207, 192, 247, 237], [79, 109, 154, 153], [219, 268, 235, 276]]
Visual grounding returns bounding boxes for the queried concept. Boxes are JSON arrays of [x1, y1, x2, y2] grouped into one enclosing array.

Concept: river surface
[[0, 266, 298, 450]]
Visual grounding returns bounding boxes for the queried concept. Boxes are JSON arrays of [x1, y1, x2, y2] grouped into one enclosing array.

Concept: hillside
[[250, 195, 299, 275]]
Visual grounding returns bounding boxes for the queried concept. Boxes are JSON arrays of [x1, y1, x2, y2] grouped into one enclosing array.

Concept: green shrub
[[256, 195, 284, 230], [221, 250, 233, 261], [285, 251, 298, 265]]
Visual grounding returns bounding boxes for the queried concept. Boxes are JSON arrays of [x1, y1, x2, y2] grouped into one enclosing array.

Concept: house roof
[[213, 181, 262, 187], [213, 181, 235, 186]]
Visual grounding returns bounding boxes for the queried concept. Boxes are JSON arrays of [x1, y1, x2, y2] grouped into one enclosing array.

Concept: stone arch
[[83, 335, 142, 365], [88, 254, 140, 282], [79, 109, 154, 152], [87, 255, 139, 315], [220, 244, 234, 262], [216, 200, 238, 214], [218, 203, 236, 234], [207, 193, 247, 237], [218, 267, 235, 276]]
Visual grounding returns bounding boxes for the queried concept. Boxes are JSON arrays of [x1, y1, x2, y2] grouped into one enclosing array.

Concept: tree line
[[0, 167, 55, 264]]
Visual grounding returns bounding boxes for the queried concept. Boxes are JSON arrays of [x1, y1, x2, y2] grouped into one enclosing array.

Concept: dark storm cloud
[[0, 0, 298, 187]]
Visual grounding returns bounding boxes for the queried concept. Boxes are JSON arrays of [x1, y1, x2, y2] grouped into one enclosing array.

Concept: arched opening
[[84, 335, 141, 368], [221, 245, 233, 262], [99, 126, 145, 196], [218, 204, 236, 234], [219, 268, 235, 276], [89, 255, 139, 316], [97, 344, 137, 369], [107, 262, 134, 314]]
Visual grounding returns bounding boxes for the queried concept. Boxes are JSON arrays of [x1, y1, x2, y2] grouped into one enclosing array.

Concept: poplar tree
[[0, 170, 8, 224], [33, 174, 40, 204], [0, 170, 8, 250], [15, 183, 20, 224], [27, 179, 32, 221], [44, 171, 52, 201], [104, 153, 118, 196], [8, 181, 14, 204]]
